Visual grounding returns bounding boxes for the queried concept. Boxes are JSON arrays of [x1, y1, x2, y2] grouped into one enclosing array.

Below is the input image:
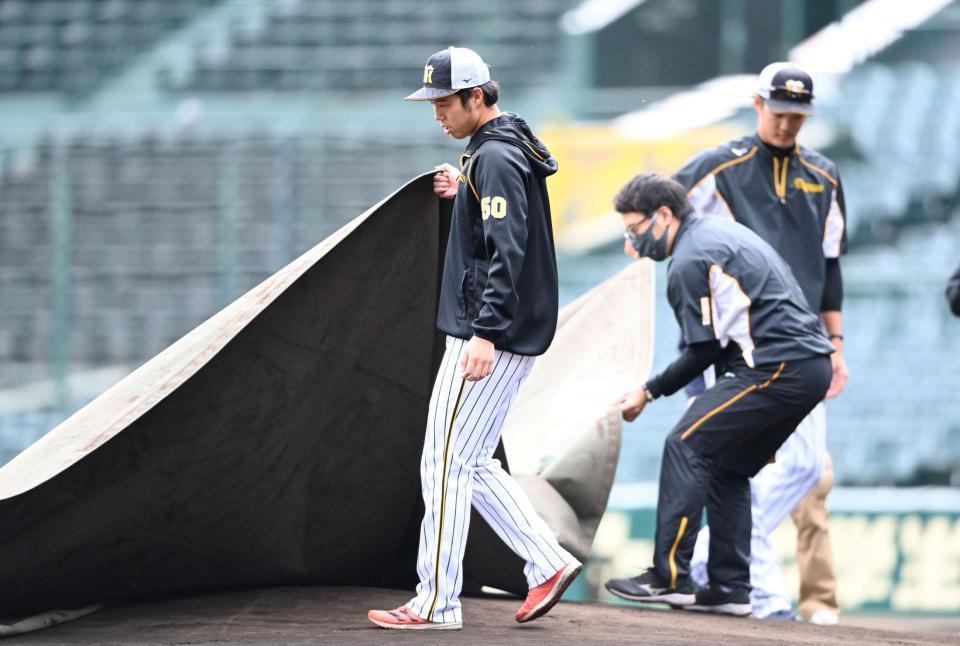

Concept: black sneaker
[[604, 568, 695, 606], [685, 585, 752, 616]]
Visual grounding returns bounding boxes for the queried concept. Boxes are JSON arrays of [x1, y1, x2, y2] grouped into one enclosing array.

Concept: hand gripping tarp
[[0, 174, 654, 629]]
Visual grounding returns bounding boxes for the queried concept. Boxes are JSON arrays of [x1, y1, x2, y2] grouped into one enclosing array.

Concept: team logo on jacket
[[793, 177, 824, 193], [730, 147, 749, 157]]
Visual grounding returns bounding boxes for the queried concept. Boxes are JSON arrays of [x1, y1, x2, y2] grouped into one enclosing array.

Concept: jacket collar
[[750, 132, 798, 159]]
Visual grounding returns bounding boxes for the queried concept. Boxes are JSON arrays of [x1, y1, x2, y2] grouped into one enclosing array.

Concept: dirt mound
[[5, 586, 954, 645]]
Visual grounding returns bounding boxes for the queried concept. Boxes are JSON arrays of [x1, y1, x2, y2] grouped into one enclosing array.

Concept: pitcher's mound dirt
[[5, 586, 956, 645]]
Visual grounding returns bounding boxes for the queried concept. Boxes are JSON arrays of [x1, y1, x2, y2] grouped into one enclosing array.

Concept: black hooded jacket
[[948, 263, 960, 317], [436, 112, 559, 356]]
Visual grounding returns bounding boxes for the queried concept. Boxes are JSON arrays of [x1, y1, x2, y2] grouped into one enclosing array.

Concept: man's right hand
[[433, 163, 460, 199], [460, 336, 495, 381], [617, 389, 649, 422]]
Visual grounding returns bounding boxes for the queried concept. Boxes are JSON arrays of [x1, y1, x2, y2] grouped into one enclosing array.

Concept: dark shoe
[[604, 568, 695, 606], [685, 585, 752, 616]]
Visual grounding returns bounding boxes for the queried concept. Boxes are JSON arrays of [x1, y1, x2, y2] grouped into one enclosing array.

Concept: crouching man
[[604, 173, 833, 616]]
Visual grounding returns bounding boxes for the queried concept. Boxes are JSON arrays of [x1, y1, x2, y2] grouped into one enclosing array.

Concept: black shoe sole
[[605, 584, 695, 606]]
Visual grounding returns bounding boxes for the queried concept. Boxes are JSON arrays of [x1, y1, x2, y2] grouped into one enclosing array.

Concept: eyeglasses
[[623, 224, 642, 241], [622, 212, 655, 241]]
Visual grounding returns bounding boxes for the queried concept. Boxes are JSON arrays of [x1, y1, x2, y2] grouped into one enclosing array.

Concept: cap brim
[[765, 98, 814, 115], [404, 87, 458, 101]]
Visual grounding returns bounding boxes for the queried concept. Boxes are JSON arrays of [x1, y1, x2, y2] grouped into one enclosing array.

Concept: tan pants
[[791, 452, 839, 618]]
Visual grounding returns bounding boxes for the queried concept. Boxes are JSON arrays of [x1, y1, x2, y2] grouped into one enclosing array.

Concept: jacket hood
[[466, 112, 558, 178]]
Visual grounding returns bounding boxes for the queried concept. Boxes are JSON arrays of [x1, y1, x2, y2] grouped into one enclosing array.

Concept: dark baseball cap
[[405, 46, 491, 101], [756, 62, 815, 115]]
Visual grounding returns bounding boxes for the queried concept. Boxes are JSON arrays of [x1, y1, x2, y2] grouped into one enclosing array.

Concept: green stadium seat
[[163, 0, 577, 93], [0, 0, 224, 95]]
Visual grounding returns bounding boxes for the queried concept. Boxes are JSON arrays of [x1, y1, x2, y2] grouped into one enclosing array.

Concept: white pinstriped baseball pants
[[691, 402, 826, 617], [406, 336, 574, 625]]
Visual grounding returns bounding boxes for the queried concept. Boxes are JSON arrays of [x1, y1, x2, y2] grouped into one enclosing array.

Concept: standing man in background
[[675, 62, 847, 623], [367, 46, 580, 631]]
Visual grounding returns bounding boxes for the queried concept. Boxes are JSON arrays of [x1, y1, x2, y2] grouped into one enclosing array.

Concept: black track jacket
[[436, 112, 559, 356], [674, 132, 847, 311]]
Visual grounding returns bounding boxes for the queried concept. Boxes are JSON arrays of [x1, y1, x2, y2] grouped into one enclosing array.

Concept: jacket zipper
[[772, 156, 790, 204]]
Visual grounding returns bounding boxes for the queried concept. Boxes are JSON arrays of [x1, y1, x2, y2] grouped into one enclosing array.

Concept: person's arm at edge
[[946, 264, 960, 317], [821, 257, 847, 399]]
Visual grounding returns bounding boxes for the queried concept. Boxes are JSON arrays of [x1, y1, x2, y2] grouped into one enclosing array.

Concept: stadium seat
[[0, 0, 221, 95], [160, 0, 576, 93]]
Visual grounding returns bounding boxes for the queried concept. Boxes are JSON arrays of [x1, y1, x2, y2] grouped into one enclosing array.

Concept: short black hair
[[614, 173, 694, 220], [457, 80, 500, 106]]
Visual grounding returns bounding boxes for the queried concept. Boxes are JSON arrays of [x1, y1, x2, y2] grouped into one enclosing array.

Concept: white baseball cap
[[757, 62, 815, 115], [405, 46, 491, 101]]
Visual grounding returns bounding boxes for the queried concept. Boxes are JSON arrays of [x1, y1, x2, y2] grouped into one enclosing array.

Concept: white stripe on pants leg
[[407, 336, 574, 624], [748, 402, 826, 617]]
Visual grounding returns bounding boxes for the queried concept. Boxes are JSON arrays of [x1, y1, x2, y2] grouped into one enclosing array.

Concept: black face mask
[[629, 213, 670, 261]]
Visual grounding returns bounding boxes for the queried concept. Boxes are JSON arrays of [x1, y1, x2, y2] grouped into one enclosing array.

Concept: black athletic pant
[[652, 354, 832, 592]]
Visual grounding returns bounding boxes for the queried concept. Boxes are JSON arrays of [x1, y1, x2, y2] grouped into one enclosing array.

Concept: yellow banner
[[539, 124, 746, 251], [587, 508, 960, 613]]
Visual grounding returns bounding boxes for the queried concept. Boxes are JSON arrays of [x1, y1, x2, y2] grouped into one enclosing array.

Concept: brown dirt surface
[[4, 586, 957, 645]]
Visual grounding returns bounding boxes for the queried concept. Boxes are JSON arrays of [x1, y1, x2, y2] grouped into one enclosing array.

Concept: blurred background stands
[[0, 0, 221, 96], [1, 0, 959, 488]]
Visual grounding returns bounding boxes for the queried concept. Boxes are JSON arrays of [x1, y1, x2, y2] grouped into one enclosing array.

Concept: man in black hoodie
[[948, 264, 960, 317], [368, 47, 580, 631]]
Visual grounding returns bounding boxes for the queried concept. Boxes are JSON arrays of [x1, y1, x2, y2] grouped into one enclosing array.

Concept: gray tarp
[[0, 173, 653, 626], [0, 174, 451, 618]]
